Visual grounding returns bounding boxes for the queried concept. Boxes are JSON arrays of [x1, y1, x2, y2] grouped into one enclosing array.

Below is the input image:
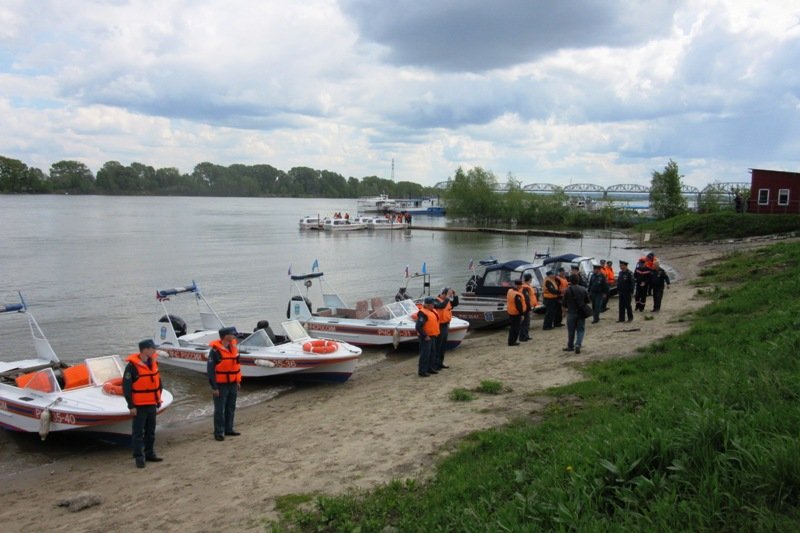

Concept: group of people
[[414, 288, 459, 377], [505, 254, 670, 355], [122, 326, 242, 468]]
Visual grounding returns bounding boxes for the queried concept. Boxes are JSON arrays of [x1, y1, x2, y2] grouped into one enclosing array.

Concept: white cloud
[[0, 0, 798, 187]]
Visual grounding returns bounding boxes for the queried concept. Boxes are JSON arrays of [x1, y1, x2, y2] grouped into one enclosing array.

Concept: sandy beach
[[0, 238, 787, 532]]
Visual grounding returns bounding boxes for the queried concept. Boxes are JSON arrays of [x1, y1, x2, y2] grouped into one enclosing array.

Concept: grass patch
[[270, 242, 800, 532], [637, 212, 800, 242], [476, 380, 504, 394], [449, 388, 475, 402]]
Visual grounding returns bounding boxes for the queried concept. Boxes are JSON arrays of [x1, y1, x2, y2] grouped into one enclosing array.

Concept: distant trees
[[650, 159, 688, 219], [0, 153, 439, 198]]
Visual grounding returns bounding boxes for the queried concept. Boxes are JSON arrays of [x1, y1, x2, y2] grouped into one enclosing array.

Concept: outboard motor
[[158, 314, 187, 337]]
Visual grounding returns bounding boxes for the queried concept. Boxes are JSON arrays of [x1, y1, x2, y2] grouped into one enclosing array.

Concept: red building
[[747, 168, 800, 214]]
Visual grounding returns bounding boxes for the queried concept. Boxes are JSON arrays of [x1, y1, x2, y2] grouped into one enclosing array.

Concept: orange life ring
[[302, 339, 339, 354], [102, 377, 124, 395]]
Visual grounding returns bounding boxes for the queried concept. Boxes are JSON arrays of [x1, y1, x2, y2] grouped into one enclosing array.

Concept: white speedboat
[[0, 294, 174, 439], [366, 216, 408, 230], [322, 218, 367, 231], [153, 282, 361, 383], [287, 271, 469, 348], [299, 215, 326, 230]]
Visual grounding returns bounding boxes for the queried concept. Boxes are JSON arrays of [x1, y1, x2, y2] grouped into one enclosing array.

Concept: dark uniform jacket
[[617, 269, 635, 295]]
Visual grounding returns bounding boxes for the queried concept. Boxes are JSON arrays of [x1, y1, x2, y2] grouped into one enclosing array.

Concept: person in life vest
[[542, 270, 561, 330], [123, 339, 164, 468], [416, 297, 440, 377], [506, 279, 526, 346], [207, 326, 242, 441], [602, 260, 615, 311], [634, 257, 652, 312], [616, 260, 635, 322], [519, 273, 538, 342], [432, 287, 458, 370], [555, 268, 568, 327]]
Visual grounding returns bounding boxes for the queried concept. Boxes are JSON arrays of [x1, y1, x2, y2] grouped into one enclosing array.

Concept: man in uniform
[[650, 265, 671, 311], [432, 288, 458, 369], [542, 270, 561, 330], [395, 287, 412, 301], [519, 273, 538, 341], [616, 260, 635, 322], [415, 297, 440, 377], [208, 326, 242, 441], [506, 279, 526, 346], [587, 263, 609, 324], [123, 339, 164, 468]]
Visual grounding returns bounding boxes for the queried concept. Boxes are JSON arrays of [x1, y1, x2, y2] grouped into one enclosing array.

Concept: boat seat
[[316, 308, 333, 317], [355, 300, 369, 319], [15, 371, 55, 393], [370, 297, 383, 311], [62, 363, 90, 389]]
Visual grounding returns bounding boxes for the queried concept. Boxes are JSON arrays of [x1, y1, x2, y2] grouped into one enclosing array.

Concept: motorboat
[[366, 216, 408, 230], [458, 259, 545, 328], [153, 282, 361, 383], [0, 294, 174, 439], [287, 271, 469, 348], [322, 217, 367, 231], [355, 194, 397, 214], [531, 253, 598, 290], [299, 215, 326, 230]]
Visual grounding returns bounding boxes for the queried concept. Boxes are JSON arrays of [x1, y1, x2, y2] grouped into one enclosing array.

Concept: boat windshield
[[20, 368, 61, 393], [367, 300, 417, 320], [86, 355, 124, 385], [239, 329, 274, 349]]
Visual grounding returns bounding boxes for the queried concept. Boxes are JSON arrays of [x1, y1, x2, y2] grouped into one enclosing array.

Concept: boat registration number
[[167, 349, 207, 361]]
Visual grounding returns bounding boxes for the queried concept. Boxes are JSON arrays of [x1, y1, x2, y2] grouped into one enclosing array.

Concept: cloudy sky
[[1, 0, 798, 188]]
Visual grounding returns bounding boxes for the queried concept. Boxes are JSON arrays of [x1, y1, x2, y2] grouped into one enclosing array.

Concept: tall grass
[[270, 242, 800, 532], [638, 212, 800, 242]]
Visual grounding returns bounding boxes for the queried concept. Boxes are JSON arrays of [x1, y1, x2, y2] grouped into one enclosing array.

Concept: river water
[[0, 194, 643, 469]]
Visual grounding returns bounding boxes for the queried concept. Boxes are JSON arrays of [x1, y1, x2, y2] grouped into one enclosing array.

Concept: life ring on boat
[[302, 339, 338, 354], [102, 377, 124, 396]]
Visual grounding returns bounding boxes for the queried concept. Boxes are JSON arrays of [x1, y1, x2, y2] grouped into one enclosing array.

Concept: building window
[[758, 189, 769, 205], [778, 189, 790, 206]]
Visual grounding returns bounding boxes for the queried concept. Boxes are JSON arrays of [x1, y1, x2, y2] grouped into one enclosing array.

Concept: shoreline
[[0, 237, 792, 532]]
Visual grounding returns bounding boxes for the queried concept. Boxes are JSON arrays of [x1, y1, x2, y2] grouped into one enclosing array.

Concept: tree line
[[443, 160, 694, 226], [0, 155, 436, 198]]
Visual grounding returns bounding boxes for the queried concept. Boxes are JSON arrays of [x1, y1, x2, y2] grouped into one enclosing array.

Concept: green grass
[[270, 242, 800, 532], [476, 380, 504, 394], [636, 212, 800, 242], [449, 388, 476, 401]]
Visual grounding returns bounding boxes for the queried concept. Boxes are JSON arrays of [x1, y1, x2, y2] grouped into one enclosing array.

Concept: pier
[[411, 225, 582, 238]]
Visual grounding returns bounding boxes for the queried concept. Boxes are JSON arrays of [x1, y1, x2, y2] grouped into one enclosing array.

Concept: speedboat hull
[[158, 345, 360, 383], [453, 295, 510, 329], [0, 383, 173, 436], [303, 317, 469, 348]]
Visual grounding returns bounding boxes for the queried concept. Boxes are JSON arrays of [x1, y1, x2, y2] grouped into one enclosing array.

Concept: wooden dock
[[410, 225, 582, 238]]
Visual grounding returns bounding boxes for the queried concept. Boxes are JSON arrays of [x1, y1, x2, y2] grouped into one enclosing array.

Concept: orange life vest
[[603, 265, 615, 283], [557, 276, 568, 296], [521, 283, 538, 309], [209, 339, 241, 384], [543, 278, 561, 299], [126, 353, 162, 406], [506, 288, 526, 315], [419, 307, 441, 337], [436, 295, 452, 323]]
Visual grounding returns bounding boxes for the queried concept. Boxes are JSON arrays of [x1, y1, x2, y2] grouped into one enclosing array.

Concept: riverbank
[[411, 224, 582, 238], [0, 237, 790, 532]]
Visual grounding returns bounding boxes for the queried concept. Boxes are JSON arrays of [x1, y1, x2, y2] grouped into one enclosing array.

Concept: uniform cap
[[423, 296, 436, 304], [619, 260, 628, 265], [440, 287, 450, 295], [139, 339, 158, 350], [218, 326, 238, 338], [545, 270, 554, 276], [514, 278, 523, 285]]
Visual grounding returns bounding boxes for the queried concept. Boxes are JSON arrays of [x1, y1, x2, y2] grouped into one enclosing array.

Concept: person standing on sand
[[416, 297, 440, 377], [432, 287, 458, 369], [650, 265, 671, 311], [542, 270, 561, 330], [562, 274, 590, 354], [506, 279, 526, 346], [587, 263, 609, 324], [208, 326, 242, 441], [123, 339, 164, 468], [519, 273, 537, 341], [616, 260, 635, 322]]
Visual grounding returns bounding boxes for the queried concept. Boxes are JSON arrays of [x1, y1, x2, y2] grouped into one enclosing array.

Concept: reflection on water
[[0, 195, 644, 465]]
